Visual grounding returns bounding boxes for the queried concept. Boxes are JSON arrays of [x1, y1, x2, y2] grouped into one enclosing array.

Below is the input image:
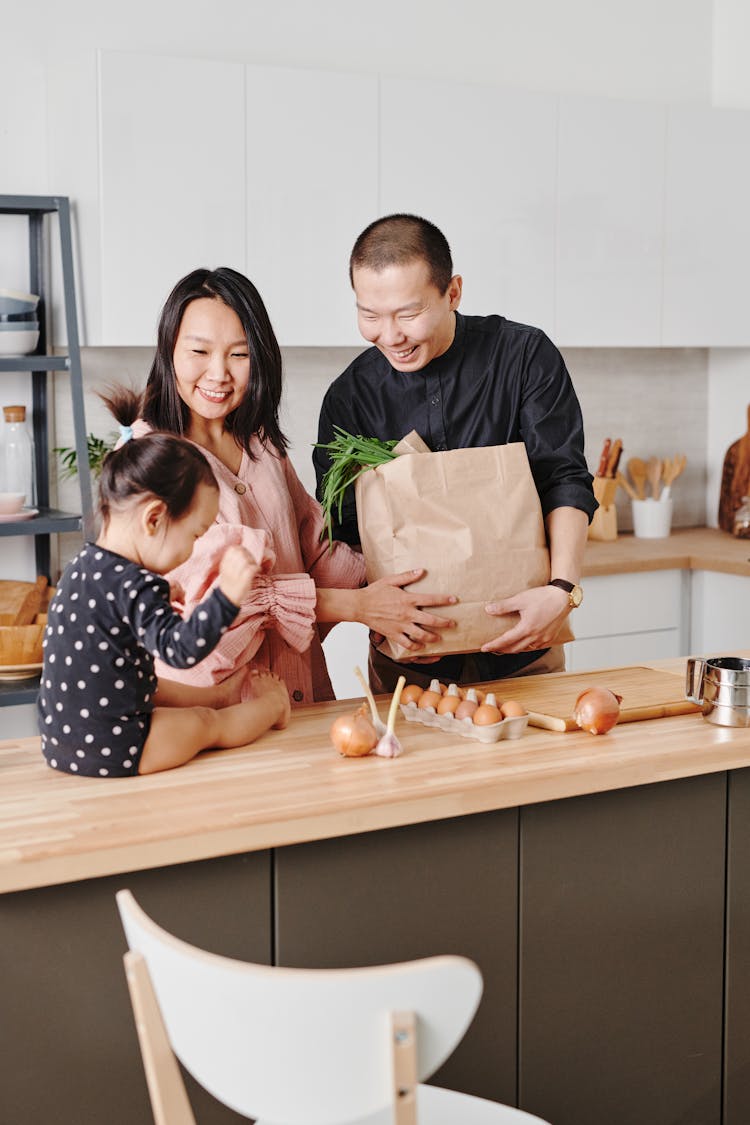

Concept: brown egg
[[501, 699, 527, 718], [473, 703, 503, 725], [455, 698, 478, 721], [437, 686, 462, 715], [401, 683, 423, 706], [418, 690, 442, 711]]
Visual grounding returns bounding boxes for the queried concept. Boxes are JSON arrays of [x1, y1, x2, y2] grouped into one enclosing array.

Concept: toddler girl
[[38, 395, 289, 778]]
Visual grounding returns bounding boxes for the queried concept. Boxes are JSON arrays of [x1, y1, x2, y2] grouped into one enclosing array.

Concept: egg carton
[[399, 702, 528, 743]]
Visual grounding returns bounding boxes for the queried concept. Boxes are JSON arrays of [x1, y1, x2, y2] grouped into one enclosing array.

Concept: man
[[314, 213, 597, 693]]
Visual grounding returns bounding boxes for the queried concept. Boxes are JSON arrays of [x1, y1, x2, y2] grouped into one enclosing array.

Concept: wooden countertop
[[582, 526, 750, 578], [2, 655, 750, 895]]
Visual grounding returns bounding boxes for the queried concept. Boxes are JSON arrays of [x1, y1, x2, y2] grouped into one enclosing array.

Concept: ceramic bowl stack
[[0, 289, 40, 356]]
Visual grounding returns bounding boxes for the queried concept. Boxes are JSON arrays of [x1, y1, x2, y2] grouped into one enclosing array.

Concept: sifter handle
[[686, 657, 706, 704]]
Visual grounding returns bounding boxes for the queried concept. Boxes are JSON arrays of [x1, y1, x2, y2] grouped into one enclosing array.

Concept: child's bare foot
[[215, 665, 252, 707], [250, 670, 291, 729]]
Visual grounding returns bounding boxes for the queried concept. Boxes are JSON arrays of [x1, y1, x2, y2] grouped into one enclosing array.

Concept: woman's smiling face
[[172, 297, 251, 422]]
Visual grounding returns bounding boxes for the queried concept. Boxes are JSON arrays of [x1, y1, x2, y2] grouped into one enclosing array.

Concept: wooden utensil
[[616, 470, 638, 501], [661, 454, 687, 501], [647, 456, 663, 499], [627, 457, 648, 500]]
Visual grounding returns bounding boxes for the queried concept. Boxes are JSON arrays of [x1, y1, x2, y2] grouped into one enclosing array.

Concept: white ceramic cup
[[0, 492, 25, 515], [632, 497, 673, 538]]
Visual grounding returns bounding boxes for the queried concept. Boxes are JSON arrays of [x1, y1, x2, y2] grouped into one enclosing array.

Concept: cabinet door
[[380, 78, 556, 334], [690, 571, 750, 653], [98, 50, 246, 345], [663, 105, 750, 346], [555, 95, 665, 346], [245, 65, 378, 345]]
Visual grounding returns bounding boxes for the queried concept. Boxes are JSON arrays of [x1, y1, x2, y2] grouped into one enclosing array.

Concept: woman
[[133, 267, 454, 705]]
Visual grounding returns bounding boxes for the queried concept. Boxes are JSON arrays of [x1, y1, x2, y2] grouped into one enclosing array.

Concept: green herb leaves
[[315, 427, 397, 549]]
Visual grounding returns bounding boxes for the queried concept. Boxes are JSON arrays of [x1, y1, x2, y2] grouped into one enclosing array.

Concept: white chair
[[116, 889, 550, 1125]]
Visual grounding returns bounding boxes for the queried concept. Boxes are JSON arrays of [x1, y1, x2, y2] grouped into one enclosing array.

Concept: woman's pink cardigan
[[132, 423, 366, 704]]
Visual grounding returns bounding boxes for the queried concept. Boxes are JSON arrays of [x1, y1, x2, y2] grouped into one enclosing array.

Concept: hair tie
[[119, 424, 134, 443]]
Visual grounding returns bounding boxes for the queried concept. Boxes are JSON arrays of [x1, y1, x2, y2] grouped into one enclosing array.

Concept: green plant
[[54, 432, 117, 480], [315, 427, 398, 549]]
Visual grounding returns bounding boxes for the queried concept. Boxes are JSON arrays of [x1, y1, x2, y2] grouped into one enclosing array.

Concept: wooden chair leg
[[391, 1011, 418, 1125], [124, 951, 197, 1125]]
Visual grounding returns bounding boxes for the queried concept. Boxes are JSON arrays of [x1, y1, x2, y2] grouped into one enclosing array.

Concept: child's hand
[[169, 580, 186, 610], [249, 670, 291, 729], [217, 546, 259, 607]]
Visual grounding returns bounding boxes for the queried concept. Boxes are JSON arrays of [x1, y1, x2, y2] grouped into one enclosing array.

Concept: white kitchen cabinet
[[380, 78, 557, 333], [663, 105, 750, 346], [98, 50, 246, 345], [555, 95, 666, 346], [565, 570, 687, 672], [690, 570, 750, 655], [244, 65, 378, 346]]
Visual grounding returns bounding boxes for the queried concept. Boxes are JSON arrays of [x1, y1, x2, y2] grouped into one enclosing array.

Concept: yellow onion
[[330, 705, 379, 757], [573, 687, 623, 735]]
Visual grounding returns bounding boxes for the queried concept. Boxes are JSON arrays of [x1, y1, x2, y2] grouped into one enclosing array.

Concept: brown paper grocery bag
[[355, 433, 573, 661]]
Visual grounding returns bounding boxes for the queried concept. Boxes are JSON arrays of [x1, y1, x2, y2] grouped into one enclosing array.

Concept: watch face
[[570, 585, 583, 608]]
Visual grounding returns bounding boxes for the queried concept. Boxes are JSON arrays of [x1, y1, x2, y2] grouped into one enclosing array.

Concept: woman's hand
[[357, 569, 457, 653], [481, 584, 569, 654]]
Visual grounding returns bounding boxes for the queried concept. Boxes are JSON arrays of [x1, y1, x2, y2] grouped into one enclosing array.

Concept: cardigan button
[[292, 689, 303, 702], [234, 482, 247, 495]]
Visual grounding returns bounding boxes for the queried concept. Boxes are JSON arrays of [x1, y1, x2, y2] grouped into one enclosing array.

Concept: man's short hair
[[349, 214, 454, 294]]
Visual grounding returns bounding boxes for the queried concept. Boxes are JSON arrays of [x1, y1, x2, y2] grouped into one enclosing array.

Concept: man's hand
[[481, 584, 570, 654]]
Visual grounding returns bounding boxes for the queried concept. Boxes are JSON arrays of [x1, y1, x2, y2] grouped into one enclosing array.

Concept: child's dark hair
[[141, 266, 288, 461], [97, 386, 218, 526]]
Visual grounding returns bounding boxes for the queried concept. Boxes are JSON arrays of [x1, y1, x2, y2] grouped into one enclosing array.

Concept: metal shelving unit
[[0, 195, 94, 706]]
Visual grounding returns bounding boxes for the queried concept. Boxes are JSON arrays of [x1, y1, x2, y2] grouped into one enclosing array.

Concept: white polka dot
[[76, 749, 85, 758], [198, 611, 208, 621], [187, 657, 196, 665], [44, 715, 53, 725], [101, 747, 111, 756], [123, 760, 133, 769], [110, 626, 120, 635], [55, 604, 63, 614], [106, 592, 115, 601], [70, 762, 78, 772], [123, 580, 131, 587], [85, 733, 95, 743], [129, 746, 138, 754], [70, 612, 77, 622], [86, 625, 95, 634], [74, 641, 83, 651], [155, 607, 165, 616], [79, 710, 88, 719], [99, 697, 109, 707], [94, 552, 103, 560], [143, 694, 150, 703], [114, 679, 124, 690], [115, 564, 123, 572], [196, 638, 207, 647], [99, 642, 108, 651], [55, 702, 63, 712], [71, 571, 78, 579], [174, 631, 180, 641], [49, 653, 55, 662], [77, 680, 86, 689], [88, 599, 96, 608], [65, 655, 72, 665], [129, 590, 137, 599], [113, 725, 122, 735], [138, 602, 146, 612], [70, 592, 78, 601], [60, 682, 68, 692], [166, 647, 174, 658], [115, 658, 125, 667], [62, 724, 71, 733], [51, 737, 58, 746], [90, 664, 99, 673], [57, 625, 64, 635], [93, 571, 102, 580], [99, 768, 109, 776], [45, 679, 51, 688], [50, 758, 57, 767]]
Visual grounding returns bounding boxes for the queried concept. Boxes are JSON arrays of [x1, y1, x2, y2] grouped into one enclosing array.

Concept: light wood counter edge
[[2, 654, 749, 896], [582, 527, 750, 578]]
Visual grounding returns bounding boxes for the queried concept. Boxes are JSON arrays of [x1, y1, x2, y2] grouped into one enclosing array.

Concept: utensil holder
[[588, 476, 618, 541]]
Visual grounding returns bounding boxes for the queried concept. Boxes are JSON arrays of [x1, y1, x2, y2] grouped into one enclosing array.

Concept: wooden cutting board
[[487, 665, 701, 732]]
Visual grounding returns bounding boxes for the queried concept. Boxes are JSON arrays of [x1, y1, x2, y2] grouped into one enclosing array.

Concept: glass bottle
[[1, 404, 36, 507]]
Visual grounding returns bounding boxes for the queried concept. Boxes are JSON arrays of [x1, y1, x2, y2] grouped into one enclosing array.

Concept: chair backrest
[[117, 889, 484, 1125]]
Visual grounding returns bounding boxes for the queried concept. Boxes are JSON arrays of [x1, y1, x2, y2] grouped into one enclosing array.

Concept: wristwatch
[[548, 578, 584, 609]]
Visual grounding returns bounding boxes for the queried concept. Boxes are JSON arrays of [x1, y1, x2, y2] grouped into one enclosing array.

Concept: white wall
[[1, 0, 713, 103]]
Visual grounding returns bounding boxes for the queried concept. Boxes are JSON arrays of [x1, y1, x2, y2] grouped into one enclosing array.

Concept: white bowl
[[0, 492, 26, 515], [0, 289, 39, 316], [0, 328, 40, 356]]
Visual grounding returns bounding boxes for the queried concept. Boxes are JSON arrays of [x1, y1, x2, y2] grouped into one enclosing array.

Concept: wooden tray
[[484, 665, 701, 732]]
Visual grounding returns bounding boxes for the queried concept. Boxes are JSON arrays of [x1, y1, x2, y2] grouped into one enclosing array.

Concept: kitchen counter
[[2, 653, 749, 896], [4, 654, 750, 1125], [582, 524, 750, 577]]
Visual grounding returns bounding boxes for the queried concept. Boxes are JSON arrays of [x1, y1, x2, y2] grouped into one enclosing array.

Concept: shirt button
[[430, 395, 440, 406], [292, 689, 303, 702], [234, 483, 246, 495]]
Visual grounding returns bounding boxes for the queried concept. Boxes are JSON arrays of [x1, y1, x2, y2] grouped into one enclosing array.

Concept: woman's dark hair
[[141, 267, 288, 460], [349, 214, 454, 294], [97, 386, 218, 527]]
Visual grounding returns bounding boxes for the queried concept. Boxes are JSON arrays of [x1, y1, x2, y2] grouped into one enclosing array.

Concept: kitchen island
[[3, 655, 750, 1125]]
